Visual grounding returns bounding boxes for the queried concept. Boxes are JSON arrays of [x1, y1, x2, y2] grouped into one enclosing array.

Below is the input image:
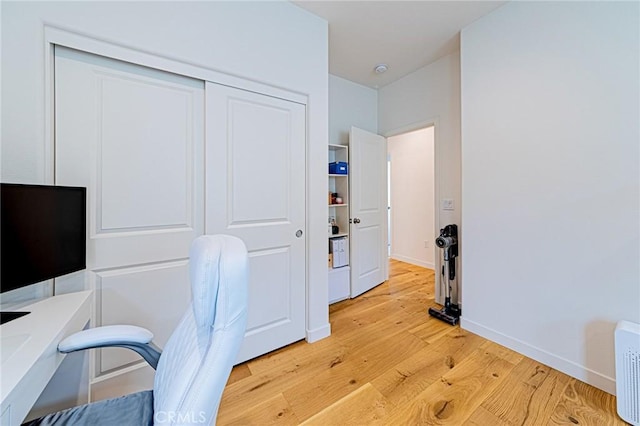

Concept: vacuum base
[[428, 306, 460, 326]]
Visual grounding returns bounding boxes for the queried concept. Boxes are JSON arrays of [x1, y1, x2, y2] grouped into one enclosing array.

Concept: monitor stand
[[0, 311, 30, 325]]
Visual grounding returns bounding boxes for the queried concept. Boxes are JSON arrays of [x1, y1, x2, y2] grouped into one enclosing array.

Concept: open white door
[[349, 126, 388, 297]]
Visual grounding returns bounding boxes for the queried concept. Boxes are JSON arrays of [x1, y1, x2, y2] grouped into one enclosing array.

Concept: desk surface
[[0, 291, 92, 425]]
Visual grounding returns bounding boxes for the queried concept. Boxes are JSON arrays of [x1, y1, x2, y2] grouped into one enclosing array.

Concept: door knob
[[296, 230, 303, 238], [353, 218, 361, 224]]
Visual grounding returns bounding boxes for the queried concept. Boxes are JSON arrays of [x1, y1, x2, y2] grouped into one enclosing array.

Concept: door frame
[[43, 26, 314, 335], [382, 118, 443, 303]]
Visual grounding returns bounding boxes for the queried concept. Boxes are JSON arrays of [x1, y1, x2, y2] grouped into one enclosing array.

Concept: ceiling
[[293, 1, 506, 88]]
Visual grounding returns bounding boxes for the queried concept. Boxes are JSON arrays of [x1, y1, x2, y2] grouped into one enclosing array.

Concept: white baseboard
[[461, 318, 616, 395], [306, 323, 331, 343], [329, 295, 349, 305], [390, 254, 434, 270]]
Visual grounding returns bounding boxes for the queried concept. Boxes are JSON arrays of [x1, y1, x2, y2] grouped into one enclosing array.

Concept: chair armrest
[[59, 325, 153, 351], [58, 325, 162, 369]]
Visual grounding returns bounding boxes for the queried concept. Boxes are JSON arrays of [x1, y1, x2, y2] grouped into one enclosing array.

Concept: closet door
[[55, 46, 204, 398], [206, 82, 306, 363]]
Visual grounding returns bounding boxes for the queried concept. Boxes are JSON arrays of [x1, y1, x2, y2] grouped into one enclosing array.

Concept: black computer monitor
[[1, 183, 87, 294]]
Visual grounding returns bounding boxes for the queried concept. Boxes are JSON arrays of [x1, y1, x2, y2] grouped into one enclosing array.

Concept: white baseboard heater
[[615, 320, 640, 426]]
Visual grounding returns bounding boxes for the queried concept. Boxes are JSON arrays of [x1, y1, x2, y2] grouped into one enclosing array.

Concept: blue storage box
[[329, 162, 348, 175]]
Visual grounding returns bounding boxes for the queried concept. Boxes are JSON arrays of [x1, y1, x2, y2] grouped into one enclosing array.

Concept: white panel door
[[350, 126, 388, 297], [205, 82, 306, 363], [54, 46, 204, 395]]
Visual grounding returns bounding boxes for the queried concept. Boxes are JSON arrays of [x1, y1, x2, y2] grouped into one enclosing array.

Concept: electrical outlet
[[424, 240, 428, 248]]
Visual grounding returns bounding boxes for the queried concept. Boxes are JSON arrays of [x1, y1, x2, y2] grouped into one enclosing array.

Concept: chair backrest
[[153, 235, 248, 425]]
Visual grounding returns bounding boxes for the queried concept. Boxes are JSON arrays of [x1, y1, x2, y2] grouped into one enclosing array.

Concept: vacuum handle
[[449, 257, 455, 280]]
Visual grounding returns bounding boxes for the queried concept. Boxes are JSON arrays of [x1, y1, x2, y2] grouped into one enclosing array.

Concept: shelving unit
[[328, 144, 350, 304]]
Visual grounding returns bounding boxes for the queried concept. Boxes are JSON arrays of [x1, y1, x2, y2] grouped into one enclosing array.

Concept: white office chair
[[25, 235, 249, 426]]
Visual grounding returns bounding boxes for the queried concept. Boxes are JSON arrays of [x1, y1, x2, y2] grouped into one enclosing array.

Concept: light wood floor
[[217, 260, 625, 425]]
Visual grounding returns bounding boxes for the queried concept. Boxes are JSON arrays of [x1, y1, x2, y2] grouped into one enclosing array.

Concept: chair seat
[[23, 390, 153, 426]]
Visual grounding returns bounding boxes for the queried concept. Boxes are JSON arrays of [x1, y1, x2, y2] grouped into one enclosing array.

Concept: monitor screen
[[1, 183, 86, 293]]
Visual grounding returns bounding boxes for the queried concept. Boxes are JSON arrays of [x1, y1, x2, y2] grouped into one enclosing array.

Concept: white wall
[[0, 1, 330, 337], [329, 74, 377, 145], [460, 1, 639, 394], [388, 127, 435, 268], [378, 51, 461, 302]]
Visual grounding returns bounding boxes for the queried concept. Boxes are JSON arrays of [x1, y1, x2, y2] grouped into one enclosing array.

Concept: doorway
[[386, 126, 436, 270]]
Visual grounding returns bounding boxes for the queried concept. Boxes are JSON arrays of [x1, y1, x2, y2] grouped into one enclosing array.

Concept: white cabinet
[[328, 267, 350, 304], [328, 144, 350, 304]]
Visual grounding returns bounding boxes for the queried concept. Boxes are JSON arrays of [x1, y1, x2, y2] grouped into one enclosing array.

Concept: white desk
[[0, 291, 92, 426]]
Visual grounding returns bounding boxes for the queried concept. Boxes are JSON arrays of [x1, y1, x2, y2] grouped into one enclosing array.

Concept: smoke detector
[[374, 64, 388, 74]]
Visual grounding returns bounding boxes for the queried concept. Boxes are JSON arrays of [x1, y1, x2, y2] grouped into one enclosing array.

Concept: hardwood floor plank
[[330, 282, 429, 328], [549, 379, 627, 426], [480, 340, 526, 365], [371, 345, 458, 408], [481, 356, 572, 425], [246, 333, 342, 376], [300, 383, 391, 425], [371, 329, 485, 409], [219, 393, 300, 425], [409, 314, 459, 343], [330, 303, 418, 346], [381, 348, 517, 425], [426, 327, 487, 362], [329, 260, 434, 320], [218, 339, 346, 417], [283, 328, 427, 421], [464, 406, 511, 426], [227, 363, 252, 385], [408, 315, 460, 344]]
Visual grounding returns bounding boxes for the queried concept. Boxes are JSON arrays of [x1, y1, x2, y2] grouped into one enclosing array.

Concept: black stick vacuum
[[428, 224, 461, 326]]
